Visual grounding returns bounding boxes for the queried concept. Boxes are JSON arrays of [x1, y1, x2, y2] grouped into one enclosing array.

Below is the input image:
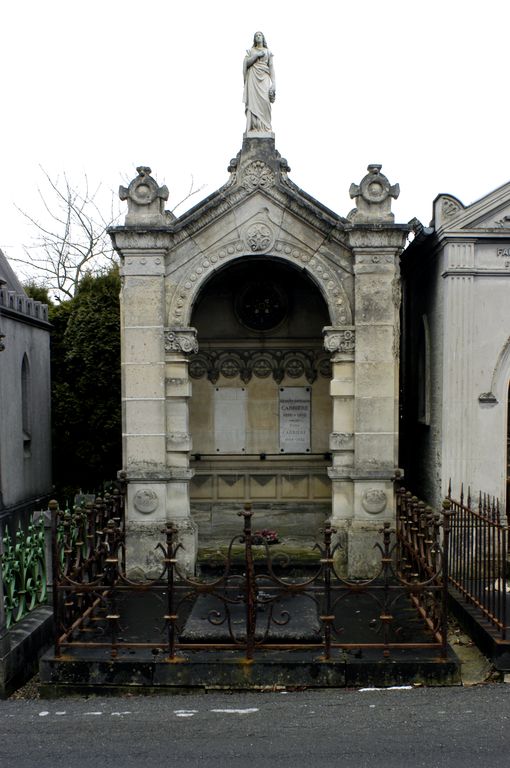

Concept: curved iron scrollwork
[[1, 517, 47, 629], [51, 486, 450, 661]]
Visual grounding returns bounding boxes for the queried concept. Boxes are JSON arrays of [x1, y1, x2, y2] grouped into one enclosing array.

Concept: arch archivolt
[[167, 237, 353, 327]]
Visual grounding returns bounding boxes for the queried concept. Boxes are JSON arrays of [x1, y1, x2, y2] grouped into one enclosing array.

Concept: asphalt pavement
[[2, 684, 510, 767]]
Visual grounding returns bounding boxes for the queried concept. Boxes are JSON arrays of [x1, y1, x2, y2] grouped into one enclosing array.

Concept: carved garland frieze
[[188, 349, 332, 385], [169, 239, 352, 327]]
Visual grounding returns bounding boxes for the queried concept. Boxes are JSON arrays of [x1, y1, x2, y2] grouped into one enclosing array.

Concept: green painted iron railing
[[1, 516, 47, 629]]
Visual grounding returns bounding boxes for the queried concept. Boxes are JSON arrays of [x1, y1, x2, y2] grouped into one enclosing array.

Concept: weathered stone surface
[[112, 137, 408, 577]]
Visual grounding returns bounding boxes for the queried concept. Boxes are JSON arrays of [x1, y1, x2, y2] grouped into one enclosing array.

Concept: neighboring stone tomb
[[0, 249, 52, 529], [401, 180, 510, 510]]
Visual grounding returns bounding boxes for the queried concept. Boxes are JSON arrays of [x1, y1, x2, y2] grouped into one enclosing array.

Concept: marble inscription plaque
[[214, 387, 246, 453], [279, 387, 311, 453]]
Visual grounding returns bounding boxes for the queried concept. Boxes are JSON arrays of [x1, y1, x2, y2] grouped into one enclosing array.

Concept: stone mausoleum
[[109, 34, 410, 577], [110, 144, 409, 577]]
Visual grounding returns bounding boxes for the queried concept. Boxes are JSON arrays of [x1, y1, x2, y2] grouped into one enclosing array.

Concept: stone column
[[323, 327, 355, 574], [111, 167, 196, 577], [346, 165, 409, 577], [163, 327, 198, 574]]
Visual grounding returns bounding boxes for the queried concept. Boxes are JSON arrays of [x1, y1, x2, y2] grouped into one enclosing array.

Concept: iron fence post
[[441, 500, 452, 658], [502, 525, 508, 641], [49, 499, 61, 657], [321, 521, 334, 660], [164, 523, 177, 659], [241, 504, 256, 660]]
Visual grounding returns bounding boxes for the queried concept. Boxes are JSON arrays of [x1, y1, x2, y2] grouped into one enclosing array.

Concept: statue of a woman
[[243, 31, 275, 134]]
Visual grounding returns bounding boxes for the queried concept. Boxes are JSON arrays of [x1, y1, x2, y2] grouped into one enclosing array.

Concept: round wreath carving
[[133, 488, 159, 515]]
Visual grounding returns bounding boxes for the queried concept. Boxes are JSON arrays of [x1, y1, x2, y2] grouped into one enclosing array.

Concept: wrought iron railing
[[447, 484, 508, 639], [52, 489, 450, 660], [395, 487, 450, 648], [1, 516, 47, 629]]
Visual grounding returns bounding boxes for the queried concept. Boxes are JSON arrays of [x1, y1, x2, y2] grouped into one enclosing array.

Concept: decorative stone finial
[[119, 166, 169, 226], [348, 164, 400, 224]]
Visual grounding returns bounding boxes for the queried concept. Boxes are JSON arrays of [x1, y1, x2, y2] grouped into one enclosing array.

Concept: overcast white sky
[[1, 0, 509, 277]]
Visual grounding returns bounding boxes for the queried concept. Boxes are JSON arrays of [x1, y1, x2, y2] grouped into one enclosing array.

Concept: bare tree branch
[[10, 168, 204, 299], [11, 167, 121, 299]]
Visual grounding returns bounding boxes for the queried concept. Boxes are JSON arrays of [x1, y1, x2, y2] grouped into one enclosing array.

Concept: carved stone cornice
[[164, 327, 199, 355], [188, 348, 332, 384], [323, 327, 355, 358]]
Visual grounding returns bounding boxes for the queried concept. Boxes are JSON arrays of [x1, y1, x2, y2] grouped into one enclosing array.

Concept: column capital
[[164, 327, 198, 356], [323, 326, 355, 360]]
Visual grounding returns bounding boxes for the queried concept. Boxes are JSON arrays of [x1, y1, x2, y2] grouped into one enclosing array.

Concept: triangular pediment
[[164, 141, 355, 329], [169, 138, 349, 253], [433, 180, 510, 235]]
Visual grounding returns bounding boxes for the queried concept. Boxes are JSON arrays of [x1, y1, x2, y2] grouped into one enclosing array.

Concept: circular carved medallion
[[133, 488, 159, 515], [235, 282, 288, 331], [361, 489, 387, 515], [246, 222, 274, 252]]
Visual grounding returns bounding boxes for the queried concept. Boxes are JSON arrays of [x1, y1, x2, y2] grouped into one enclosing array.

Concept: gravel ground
[[9, 674, 41, 700]]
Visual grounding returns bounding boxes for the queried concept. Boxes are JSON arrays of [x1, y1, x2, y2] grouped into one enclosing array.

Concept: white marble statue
[[243, 31, 275, 134]]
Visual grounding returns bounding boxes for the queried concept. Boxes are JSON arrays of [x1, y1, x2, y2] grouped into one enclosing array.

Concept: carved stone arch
[[167, 238, 352, 327]]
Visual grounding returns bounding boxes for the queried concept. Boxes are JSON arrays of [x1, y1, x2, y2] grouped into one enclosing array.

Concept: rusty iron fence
[[51, 485, 451, 661], [447, 484, 509, 640]]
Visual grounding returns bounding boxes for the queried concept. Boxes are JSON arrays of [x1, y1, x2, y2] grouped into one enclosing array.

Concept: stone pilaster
[[323, 326, 355, 576], [345, 165, 409, 577], [441, 242, 475, 495], [111, 167, 196, 577], [163, 327, 199, 573]]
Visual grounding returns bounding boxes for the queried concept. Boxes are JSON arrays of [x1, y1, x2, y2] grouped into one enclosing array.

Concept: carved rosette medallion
[[133, 488, 159, 515], [164, 328, 199, 355], [234, 281, 287, 331], [361, 489, 387, 515], [242, 161, 275, 190], [246, 222, 274, 252], [442, 198, 462, 219], [323, 327, 356, 356]]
